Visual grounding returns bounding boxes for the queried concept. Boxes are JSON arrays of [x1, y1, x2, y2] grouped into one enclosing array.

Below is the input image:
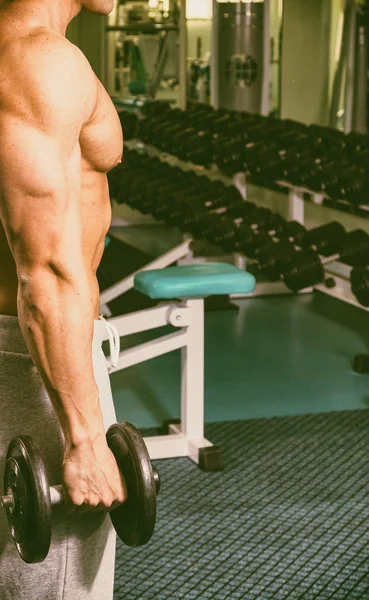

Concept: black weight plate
[[306, 221, 346, 256], [256, 240, 295, 281], [233, 224, 256, 252], [350, 266, 369, 306], [281, 248, 324, 292], [107, 422, 157, 547], [282, 221, 307, 245], [340, 230, 369, 266], [4, 436, 52, 563], [267, 214, 287, 236], [352, 353, 369, 374]]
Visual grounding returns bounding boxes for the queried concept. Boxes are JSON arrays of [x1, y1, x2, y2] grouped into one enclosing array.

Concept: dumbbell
[[257, 228, 369, 291], [140, 99, 171, 118], [246, 148, 286, 183], [224, 207, 306, 254], [308, 124, 349, 151], [126, 161, 189, 213], [213, 136, 246, 176], [244, 125, 310, 170], [187, 201, 305, 256], [350, 265, 369, 306], [149, 171, 217, 220], [320, 164, 365, 202], [253, 239, 297, 281], [181, 185, 245, 229], [352, 354, 369, 373], [239, 212, 306, 244], [303, 221, 346, 256], [280, 150, 316, 187], [118, 111, 138, 140], [251, 221, 346, 260], [1, 422, 160, 564]]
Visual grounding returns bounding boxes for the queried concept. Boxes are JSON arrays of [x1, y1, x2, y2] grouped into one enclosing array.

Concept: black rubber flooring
[[114, 411, 369, 599]]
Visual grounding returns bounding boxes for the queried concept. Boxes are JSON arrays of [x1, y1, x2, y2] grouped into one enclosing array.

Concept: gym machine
[[106, 0, 185, 107], [211, 0, 270, 116], [330, 0, 369, 134]]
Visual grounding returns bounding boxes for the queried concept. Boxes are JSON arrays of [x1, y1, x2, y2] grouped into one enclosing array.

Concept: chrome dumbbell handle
[[2, 469, 160, 511], [0, 492, 14, 510], [49, 485, 64, 505], [1, 484, 64, 511]]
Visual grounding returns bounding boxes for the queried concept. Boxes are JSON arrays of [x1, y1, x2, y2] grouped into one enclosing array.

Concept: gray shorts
[[0, 315, 117, 600]]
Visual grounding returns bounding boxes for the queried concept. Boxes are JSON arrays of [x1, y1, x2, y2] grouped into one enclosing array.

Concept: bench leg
[[181, 299, 205, 441], [144, 298, 223, 469], [178, 299, 223, 470]]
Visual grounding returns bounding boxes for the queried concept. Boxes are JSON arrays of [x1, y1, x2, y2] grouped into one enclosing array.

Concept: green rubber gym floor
[[110, 291, 369, 429]]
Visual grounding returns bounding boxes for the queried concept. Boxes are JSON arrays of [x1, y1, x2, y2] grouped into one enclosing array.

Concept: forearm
[[17, 269, 105, 449]]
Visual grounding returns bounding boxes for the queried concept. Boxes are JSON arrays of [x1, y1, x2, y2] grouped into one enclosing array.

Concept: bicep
[[0, 118, 82, 273]]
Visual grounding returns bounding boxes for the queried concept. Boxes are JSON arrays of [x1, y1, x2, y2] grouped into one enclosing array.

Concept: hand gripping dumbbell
[[1, 422, 161, 564]]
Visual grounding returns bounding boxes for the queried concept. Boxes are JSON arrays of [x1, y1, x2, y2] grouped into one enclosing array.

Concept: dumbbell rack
[[108, 139, 369, 313], [273, 181, 369, 311]]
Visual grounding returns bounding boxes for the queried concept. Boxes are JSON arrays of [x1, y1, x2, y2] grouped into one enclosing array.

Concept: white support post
[[233, 253, 247, 271], [344, 0, 357, 134], [261, 0, 271, 116], [288, 187, 305, 224], [180, 298, 205, 440], [179, 0, 187, 111], [210, 0, 219, 109], [233, 172, 247, 200], [312, 193, 325, 205]]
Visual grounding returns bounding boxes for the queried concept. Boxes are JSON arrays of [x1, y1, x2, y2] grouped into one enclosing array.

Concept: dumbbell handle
[[321, 253, 340, 265], [1, 466, 160, 511], [1, 485, 64, 511]]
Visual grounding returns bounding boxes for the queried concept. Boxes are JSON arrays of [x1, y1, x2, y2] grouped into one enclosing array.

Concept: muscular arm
[[0, 34, 106, 448]]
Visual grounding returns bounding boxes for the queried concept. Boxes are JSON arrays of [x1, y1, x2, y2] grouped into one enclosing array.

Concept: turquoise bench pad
[[134, 263, 256, 299]]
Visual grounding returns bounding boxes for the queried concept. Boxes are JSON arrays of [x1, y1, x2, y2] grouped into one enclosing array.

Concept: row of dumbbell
[[108, 149, 369, 304], [117, 101, 369, 208]]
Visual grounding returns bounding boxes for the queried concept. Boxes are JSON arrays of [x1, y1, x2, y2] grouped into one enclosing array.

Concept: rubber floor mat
[[114, 410, 369, 599]]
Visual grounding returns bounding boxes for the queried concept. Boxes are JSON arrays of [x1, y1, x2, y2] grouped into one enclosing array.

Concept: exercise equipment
[[352, 354, 369, 374], [304, 221, 346, 256], [184, 199, 307, 254], [117, 110, 138, 140], [132, 102, 369, 213], [110, 147, 369, 300], [1, 422, 160, 563], [98, 261, 256, 478], [350, 265, 369, 306], [259, 228, 369, 292]]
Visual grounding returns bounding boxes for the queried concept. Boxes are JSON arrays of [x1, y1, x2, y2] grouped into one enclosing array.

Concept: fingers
[[63, 490, 124, 515]]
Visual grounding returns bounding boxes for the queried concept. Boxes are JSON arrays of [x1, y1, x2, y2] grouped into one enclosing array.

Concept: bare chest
[[80, 78, 123, 174]]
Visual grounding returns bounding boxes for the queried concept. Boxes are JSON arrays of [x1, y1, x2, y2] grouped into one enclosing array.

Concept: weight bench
[[103, 262, 255, 469]]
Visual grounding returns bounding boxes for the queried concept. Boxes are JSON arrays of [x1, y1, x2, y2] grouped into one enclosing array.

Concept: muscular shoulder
[[0, 29, 98, 126]]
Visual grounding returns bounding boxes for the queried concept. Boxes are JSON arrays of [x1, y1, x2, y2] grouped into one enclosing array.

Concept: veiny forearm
[[17, 269, 105, 448]]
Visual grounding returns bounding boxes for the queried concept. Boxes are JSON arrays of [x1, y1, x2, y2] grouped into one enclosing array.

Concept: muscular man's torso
[[0, 10, 123, 318]]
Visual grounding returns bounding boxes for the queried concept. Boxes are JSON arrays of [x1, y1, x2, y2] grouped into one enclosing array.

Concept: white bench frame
[[102, 295, 214, 465]]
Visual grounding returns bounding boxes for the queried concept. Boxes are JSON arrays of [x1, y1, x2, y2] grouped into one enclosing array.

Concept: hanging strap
[[98, 315, 120, 374]]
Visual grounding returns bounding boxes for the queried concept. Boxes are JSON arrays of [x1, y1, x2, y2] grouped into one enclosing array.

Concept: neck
[[1, 0, 82, 36]]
